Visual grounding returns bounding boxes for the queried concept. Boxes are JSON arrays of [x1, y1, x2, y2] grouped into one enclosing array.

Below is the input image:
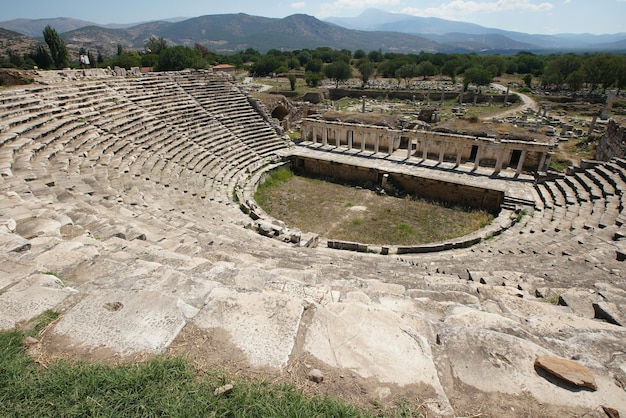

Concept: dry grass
[[255, 170, 493, 245]]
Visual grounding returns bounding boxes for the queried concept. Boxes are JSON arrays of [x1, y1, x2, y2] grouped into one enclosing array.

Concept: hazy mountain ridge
[[325, 9, 626, 52], [1, 12, 625, 56]]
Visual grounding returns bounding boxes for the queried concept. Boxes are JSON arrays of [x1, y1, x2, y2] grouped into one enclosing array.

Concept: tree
[[156, 46, 204, 71], [541, 60, 565, 89], [29, 43, 54, 70], [250, 55, 283, 77], [462, 66, 492, 91], [357, 61, 375, 88], [323, 61, 352, 88], [522, 73, 533, 88], [566, 70, 585, 92], [145, 36, 168, 55], [116, 52, 142, 69], [287, 73, 297, 91], [305, 71, 322, 87], [43, 25, 69, 69], [395, 64, 417, 87], [305, 59, 323, 73], [416, 61, 436, 80], [367, 49, 383, 63], [353, 49, 366, 60]]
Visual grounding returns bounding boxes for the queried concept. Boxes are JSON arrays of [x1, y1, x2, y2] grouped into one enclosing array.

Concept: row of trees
[[2, 26, 625, 94]]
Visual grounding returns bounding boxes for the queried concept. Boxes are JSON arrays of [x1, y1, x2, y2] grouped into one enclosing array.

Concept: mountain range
[[1, 10, 624, 57]]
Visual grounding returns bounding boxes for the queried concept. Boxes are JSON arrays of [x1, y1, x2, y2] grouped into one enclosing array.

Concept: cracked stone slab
[[51, 289, 186, 354], [437, 326, 626, 412], [193, 287, 304, 368], [303, 301, 451, 414], [0, 273, 77, 330]]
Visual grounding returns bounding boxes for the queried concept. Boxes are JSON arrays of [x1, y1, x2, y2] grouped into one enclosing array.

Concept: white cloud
[[291, 2, 306, 9], [402, 0, 554, 20], [562, 0, 571, 3], [318, 0, 401, 17]]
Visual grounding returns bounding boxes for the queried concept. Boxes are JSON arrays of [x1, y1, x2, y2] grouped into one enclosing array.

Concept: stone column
[[422, 140, 429, 160], [374, 134, 380, 153], [515, 150, 527, 176], [503, 84, 510, 107], [494, 148, 506, 174], [588, 115, 598, 137], [544, 154, 552, 171], [348, 131, 353, 149], [407, 136, 412, 159], [361, 131, 366, 152], [388, 134, 394, 155], [455, 146, 463, 167], [538, 152, 547, 172], [336, 128, 341, 148], [473, 146, 483, 170], [438, 142, 445, 164], [311, 126, 318, 144], [322, 127, 328, 146]]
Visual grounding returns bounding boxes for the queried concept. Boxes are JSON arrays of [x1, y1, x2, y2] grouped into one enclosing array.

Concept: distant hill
[[0, 17, 189, 38], [1, 12, 625, 57], [326, 9, 626, 52], [0, 17, 98, 37], [61, 14, 440, 55], [0, 27, 38, 55]]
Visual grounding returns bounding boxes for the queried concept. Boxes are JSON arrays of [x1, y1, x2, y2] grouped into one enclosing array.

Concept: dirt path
[[484, 83, 539, 120]]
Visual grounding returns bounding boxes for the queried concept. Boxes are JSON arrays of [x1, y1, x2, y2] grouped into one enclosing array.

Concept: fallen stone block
[[534, 355, 597, 391]]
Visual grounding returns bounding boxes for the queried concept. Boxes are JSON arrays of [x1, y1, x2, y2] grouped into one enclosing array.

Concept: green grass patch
[[254, 168, 293, 208], [549, 157, 573, 172], [351, 218, 364, 226], [255, 171, 494, 245], [540, 292, 561, 305], [0, 325, 423, 418]]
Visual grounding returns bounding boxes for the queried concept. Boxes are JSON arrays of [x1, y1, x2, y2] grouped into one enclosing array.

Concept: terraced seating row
[[482, 158, 625, 262]]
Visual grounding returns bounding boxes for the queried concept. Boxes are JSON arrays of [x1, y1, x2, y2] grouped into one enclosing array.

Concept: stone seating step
[[554, 179, 578, 206], [583, 170, 614, 197], [573, 172, 603, 200]]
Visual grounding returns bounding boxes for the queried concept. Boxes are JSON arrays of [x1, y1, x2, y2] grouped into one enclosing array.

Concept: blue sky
[[3, 0, 625, 34]]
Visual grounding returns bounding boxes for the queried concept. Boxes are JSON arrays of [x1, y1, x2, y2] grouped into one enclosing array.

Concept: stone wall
[[327, 88, 520, 104], [595, 119, 626, 161], [290, 156, 504, 213]]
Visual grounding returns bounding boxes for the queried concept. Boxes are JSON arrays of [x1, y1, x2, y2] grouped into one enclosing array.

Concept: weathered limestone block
[[52, 289, 186, 354], [303, 301, 452, 415], [558, 288, 600, 318], [34, 240, 100, 277], [0, 230, 31, 253], [0, 273, 76, 330], [193, 288, 304, 368], [437, 327, 626, 411], [534, 355, 597, 390]]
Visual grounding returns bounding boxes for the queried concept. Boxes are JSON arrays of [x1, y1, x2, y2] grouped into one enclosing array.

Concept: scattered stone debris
[[213, 384, 234, 396], [103, 302, 124, 312], [307, 369, 324, 383], [23, 336, 39, 346]]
